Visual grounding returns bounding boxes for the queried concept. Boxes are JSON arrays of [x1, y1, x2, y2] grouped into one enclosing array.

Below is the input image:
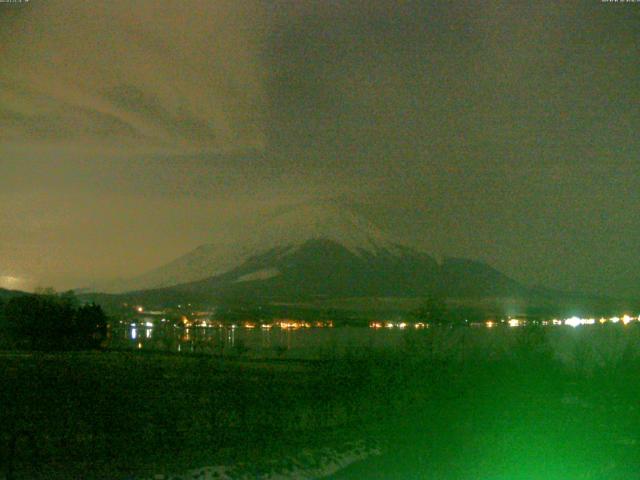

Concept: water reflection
[[112, 323, 387, 358], [111, 314, 640, 359]]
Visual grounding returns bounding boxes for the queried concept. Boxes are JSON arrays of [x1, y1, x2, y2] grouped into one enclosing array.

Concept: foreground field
[[0, 349, 391, 479], [1, 325, 640, 479]]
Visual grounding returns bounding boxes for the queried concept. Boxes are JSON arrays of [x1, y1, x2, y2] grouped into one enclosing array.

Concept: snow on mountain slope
[[96, 202, 416, 293], [234, 268, 281, 283], [255, 202, 398, 254]]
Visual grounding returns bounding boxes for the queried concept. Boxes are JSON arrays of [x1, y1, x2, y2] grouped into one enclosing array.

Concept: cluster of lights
[[556, 315, 639, 328], [368, 315, 640, 330], [277, 320, 312, 329], [171, 320, 336, 330], [130, 304, 640, 333], [275, 320, 333, 329], [369, 321, 428, 329], [131, 304, 337, 330], [509, 315, 640, 328], [563, 317, 595, 328]]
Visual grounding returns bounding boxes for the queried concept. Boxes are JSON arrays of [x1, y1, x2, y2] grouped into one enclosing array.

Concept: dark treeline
[[0, 290, 107, 351]]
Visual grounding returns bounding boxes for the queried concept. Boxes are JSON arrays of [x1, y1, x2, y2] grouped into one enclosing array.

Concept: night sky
[[1, 1, 639, 297]]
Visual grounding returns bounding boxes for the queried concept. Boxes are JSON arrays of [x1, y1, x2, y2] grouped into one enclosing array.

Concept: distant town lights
[[565, 317, 581, 328]]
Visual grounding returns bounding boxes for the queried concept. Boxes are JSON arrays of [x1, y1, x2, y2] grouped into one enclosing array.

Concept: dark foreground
[[1, 326, 640, 479], [330, 362, 640, 480]]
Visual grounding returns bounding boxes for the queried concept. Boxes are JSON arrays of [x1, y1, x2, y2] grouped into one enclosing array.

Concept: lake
[[109, 318, 640, 368], [110, 322, 411, 359]]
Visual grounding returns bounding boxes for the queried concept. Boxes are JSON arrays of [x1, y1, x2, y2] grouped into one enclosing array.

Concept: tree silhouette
[[75, 303, 108, 348], [4, 291, 108, 350], [0, 297, 5, 337]]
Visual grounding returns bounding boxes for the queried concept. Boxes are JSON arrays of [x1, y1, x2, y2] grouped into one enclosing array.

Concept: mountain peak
[[253, 201, 396, 254], [95, 201, 410, 292]]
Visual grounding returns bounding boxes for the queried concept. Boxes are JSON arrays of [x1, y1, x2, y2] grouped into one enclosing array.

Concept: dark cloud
[[0, 0, 266, 152]]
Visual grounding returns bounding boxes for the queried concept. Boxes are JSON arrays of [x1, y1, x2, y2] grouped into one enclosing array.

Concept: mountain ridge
[[115, 238, 527, 306], [82, 202, 635, 318], [93, 202, 420, 293]]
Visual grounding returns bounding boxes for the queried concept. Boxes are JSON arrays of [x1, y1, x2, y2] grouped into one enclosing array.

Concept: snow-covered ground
[[142, 440, 381, 480]]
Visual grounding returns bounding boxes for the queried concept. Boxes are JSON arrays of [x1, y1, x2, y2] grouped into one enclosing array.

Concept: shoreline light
[[508, 318, 521, 328], [565, 317, 581, 328]]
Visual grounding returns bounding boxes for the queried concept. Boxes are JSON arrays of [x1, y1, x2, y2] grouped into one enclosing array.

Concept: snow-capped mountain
[[82, 202, 630, 316], [88, 201, 531, 306], [98, 201, 417, 293], [167, 237, 442, 300]]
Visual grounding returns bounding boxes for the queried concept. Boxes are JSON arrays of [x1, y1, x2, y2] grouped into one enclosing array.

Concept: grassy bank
[[0, 349, 384, 479], [1, 325, 640, 479]]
